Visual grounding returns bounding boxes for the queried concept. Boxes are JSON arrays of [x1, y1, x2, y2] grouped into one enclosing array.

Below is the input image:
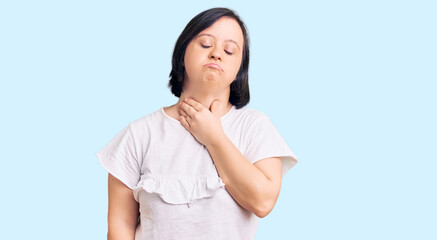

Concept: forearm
[[205, 133, 277, 217]]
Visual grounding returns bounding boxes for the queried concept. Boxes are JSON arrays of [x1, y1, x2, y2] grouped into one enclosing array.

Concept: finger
[[184, 98, 204, 112], [178, 107, 191, 121], [180, 101, 197, 117], [179, 115, 191, 129]]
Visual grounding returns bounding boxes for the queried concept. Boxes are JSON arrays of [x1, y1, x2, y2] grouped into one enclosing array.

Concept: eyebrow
[[196, 33, 241, 50]]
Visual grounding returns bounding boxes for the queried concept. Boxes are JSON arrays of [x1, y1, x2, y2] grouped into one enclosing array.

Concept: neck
[[178, 90, 232, 117]]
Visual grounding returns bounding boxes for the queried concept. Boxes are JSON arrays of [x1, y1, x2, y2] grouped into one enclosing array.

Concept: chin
[[205, 76, 219, 82], [202, 74, 222, 85]]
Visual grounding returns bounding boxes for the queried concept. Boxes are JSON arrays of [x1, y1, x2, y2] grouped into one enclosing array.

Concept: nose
[[209, 46, 222, 61]]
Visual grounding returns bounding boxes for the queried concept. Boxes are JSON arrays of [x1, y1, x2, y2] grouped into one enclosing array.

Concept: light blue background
[[1, 0, 436, 239]]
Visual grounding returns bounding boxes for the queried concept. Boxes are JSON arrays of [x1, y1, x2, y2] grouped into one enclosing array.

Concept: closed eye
[[201, 44, 211, 48], [224, 50, 233, 55]]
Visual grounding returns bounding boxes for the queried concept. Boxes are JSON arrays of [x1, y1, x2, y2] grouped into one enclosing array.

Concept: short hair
[[168, 7, 250, 109]]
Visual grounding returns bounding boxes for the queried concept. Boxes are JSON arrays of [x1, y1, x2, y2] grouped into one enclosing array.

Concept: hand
[[178, 98, 225, 146]]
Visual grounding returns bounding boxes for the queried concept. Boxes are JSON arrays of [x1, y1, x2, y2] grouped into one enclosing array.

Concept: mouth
[[204, 63, 223, 72]]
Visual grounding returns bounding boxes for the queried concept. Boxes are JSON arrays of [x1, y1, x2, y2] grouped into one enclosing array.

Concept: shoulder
[[127, 108, 163, 134], [224, 106, 273, 134], [231, 106, 270, 124]]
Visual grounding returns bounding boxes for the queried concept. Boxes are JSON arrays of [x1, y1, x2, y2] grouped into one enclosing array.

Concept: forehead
[[197, 17, 244, 46]]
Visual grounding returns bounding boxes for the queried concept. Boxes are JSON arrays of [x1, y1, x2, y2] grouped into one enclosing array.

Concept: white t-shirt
[[96, 105, 298, 240]]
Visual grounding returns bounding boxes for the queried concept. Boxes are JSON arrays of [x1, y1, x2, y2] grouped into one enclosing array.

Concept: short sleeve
[[96, 124, 141, 189], [244, 114, 298, 176]]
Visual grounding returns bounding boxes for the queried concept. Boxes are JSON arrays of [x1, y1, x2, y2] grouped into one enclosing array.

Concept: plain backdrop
[[1, 0, 436, 239]]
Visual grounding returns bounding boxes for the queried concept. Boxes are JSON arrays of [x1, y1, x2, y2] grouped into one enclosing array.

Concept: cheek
[[184, 43, 195, 62], [228, 59, 242, 79], [183, 48, 197, 74], [184, 46, 203, 69]]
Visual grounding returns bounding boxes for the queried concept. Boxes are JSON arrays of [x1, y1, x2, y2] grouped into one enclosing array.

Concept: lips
[[204, 63, 223, 72]]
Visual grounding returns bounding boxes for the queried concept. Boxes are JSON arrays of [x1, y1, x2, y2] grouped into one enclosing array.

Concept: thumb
[[210, 100, 220, 116]]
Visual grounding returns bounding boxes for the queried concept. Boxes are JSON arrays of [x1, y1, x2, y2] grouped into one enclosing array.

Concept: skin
[[107, 174, 139, 240], [107, 17, 283, 239]]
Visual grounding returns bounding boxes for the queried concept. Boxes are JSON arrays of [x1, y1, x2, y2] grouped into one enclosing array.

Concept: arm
[[206, 135, 282, 218], [179, 98, 283, 218], [107, 173, 139, 240]]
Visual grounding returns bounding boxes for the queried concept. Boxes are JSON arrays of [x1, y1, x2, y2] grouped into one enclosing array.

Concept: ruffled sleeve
[[133, 175, 225, 204], [96, 124, 141, 189], [244, 114, 298, 176]]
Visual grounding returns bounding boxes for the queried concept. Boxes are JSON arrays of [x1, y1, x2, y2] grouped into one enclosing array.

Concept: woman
[[97, 7, 298, 240]]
